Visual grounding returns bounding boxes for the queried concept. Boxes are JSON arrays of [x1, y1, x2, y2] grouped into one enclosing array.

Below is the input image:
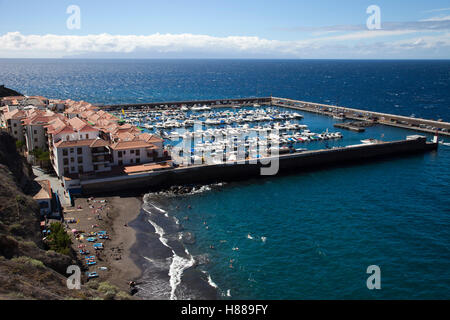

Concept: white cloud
[[421, 15, 450, 22], [424, 8, 450, 13], [0, 31, 449, 59]]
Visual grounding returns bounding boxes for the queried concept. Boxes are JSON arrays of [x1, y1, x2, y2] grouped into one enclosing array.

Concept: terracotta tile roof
[[4, 109, 26, 120], [22, 115, 57, 126], [54, 139, 97, 148], [68, 117, 98, 133], [90, 138, 110, 148], [116, 132, 136, 141], [138, 133, 164, 143], [110, 139, 156, 150], [33, 180, 52, 200]]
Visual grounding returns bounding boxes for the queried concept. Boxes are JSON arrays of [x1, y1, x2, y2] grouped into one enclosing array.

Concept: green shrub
[[15, 140, 25, 150], [11, 256, 45, 269], [46, 222, 72, 256], [86, 280, 100, 290], [97, 282, 119, 295], [116, 291, 132, 300]]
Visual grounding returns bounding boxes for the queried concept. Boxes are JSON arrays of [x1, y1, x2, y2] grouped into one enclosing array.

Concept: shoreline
[[67, 195, 143, 295], [130, 191, 219, 300]]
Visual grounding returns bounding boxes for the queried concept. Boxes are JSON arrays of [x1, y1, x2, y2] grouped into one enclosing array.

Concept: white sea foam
[[169, 252, 195, 300], [261, 236, 267, 243], [148, 219, 171, 248], [201, 270, 218, 289], [247, 234, 254, 240], [147, 218, 195, 300], [227, 289, 231, 297], [152, 204, 167, 213]]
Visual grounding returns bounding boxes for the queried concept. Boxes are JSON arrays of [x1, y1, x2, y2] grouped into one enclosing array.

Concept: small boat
[[93, 243, 104, 250], [87, 272, 99, 279], [361, 139, 378, 144]]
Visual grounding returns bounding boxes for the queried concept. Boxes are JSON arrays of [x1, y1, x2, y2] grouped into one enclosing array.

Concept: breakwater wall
[[273, 97, 450, 137], [100, 97, 272, 110], [80, 137, 437, 195]]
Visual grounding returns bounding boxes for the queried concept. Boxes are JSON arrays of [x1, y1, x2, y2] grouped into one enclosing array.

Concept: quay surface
[[80, 137, 438, 194]]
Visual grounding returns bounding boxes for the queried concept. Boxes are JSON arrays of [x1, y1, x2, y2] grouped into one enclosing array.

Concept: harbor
[[101, 96, 450, 137], [76, 96, 444, 194]]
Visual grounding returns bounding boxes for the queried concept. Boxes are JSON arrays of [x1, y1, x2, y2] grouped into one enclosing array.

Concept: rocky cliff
[[0, 132, 128, 300]]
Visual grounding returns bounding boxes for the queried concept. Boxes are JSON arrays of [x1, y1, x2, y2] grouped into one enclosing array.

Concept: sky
[[0, 0, 449, 59]]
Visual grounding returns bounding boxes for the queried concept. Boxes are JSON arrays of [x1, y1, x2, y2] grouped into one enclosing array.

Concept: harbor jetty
[[80, 136, 438, 194], [271, 97, 450, 137]]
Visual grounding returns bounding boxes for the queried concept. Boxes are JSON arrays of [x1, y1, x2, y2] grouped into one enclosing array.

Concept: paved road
[[32, 166, 71, 207]]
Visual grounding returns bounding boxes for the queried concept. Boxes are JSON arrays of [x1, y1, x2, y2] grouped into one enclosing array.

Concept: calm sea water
[[1, 59, 449, 299]]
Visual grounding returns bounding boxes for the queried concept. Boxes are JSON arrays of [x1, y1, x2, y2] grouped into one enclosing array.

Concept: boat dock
[[333, 123, 366, 132]]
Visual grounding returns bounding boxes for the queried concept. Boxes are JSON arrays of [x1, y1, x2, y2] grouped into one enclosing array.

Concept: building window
[[63, 149, 68, 156], [34, 130, 37, 134], [131, 150, 135, 154], [118, 160, 123, 166], [130, 159, 134, 164], [77, 148, 82, 155], [86, 134, 89, 139], [118, 151, 123, 158], [64, 168, 69, 175], [71, 167, 75, 172], [136, 158, 140, 164], [70, 148, 74, 153], [78, 157, 83, 164], [94, 165, 98, 171], [34, 138, 38, 142], [78, 166, 83, 173], [63, 158, 69, 165], [13, 123, 17, 127], [14, 131, 17, 135], [136, 150, 140, 156]]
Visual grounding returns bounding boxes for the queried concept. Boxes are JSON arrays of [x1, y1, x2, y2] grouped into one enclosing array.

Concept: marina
[[102, 96, 450, 138]]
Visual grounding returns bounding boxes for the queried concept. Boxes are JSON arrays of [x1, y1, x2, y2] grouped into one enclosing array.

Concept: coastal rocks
[[194, 254, 210, 267], [179, 232, 196, 245], [168, 185, 199, 195]]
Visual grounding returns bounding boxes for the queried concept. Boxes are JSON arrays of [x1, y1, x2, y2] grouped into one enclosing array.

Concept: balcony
[[91, 147, 109, 156], [92, 155, 112, 164]]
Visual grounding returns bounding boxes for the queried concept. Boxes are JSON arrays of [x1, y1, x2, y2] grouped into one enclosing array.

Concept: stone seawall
[[81, 138, 437, 195]]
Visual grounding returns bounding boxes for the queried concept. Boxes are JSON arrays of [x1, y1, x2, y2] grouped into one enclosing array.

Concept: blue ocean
[[1, 59, 449, 299]]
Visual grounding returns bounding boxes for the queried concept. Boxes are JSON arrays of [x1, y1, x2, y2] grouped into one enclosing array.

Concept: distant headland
[[0, 85, 23, 98]]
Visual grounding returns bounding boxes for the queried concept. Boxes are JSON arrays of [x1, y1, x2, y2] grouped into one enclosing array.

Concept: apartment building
[[3, 109, 26, 142]]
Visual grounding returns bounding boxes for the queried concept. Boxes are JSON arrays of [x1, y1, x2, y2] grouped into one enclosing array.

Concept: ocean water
[[1, 59, 449, 299], [1, 59, 449, 121]]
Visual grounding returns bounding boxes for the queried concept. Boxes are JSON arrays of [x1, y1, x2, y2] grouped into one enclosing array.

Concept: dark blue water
[[1, 59, 449, 121], [1, 59, 449, 299]]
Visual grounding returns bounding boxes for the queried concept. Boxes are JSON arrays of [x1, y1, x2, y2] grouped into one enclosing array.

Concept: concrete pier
[[80, 136, 438, 194]]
